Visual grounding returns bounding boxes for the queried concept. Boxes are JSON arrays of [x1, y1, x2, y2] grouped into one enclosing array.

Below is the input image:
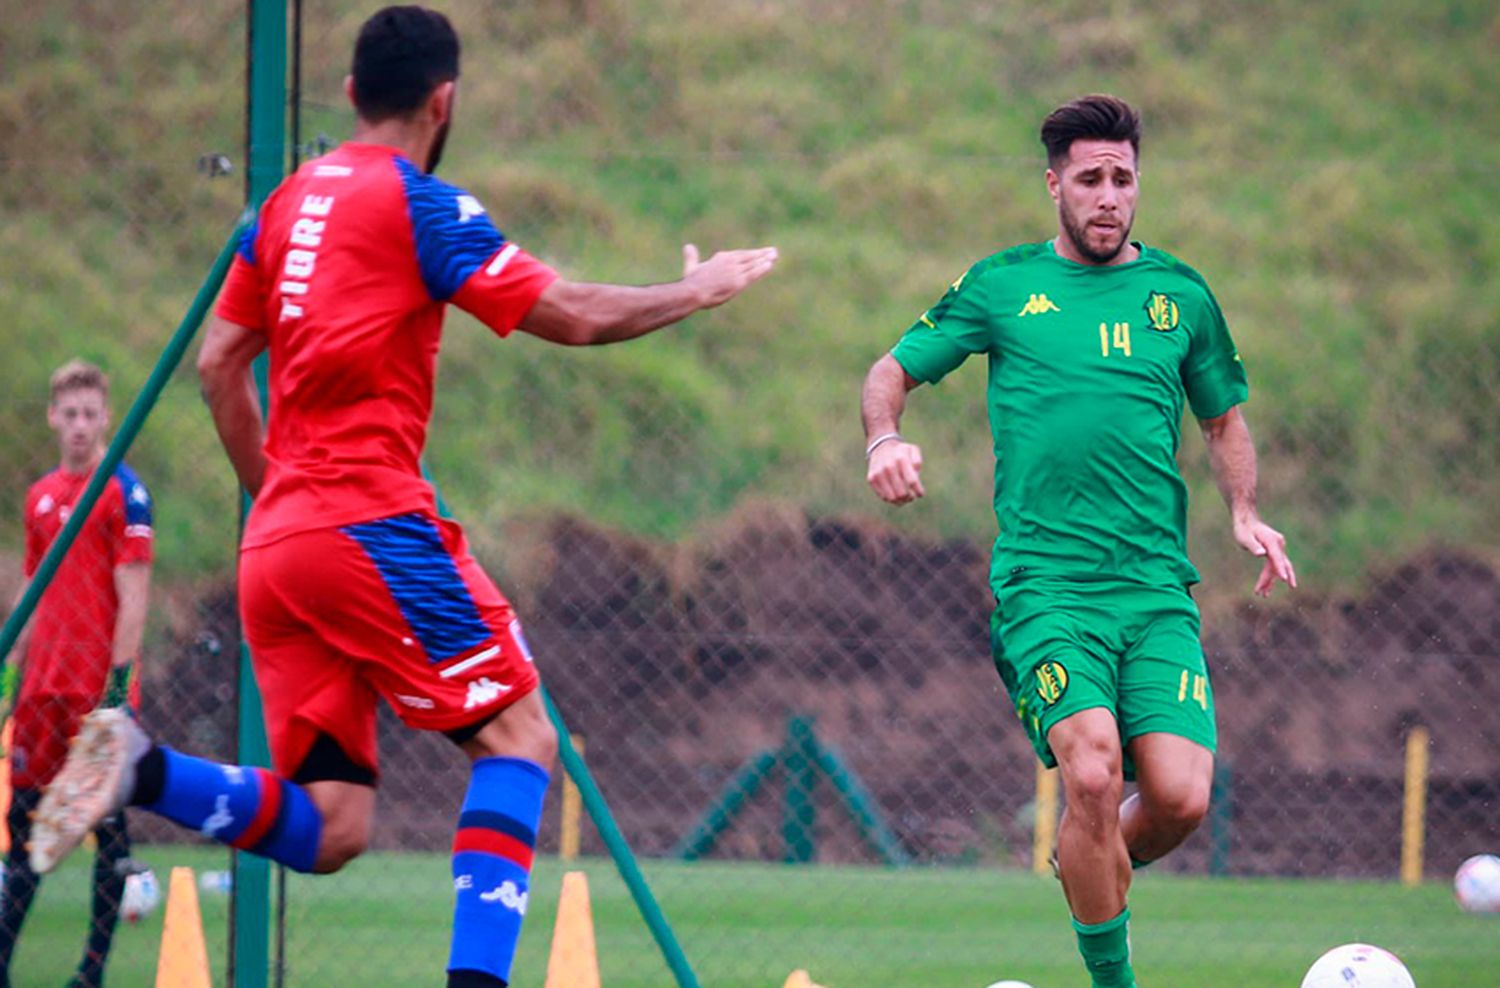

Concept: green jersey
[[891, 240, 1247, 589]]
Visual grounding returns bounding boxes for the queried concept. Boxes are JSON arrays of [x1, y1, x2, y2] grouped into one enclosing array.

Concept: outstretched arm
[[1200, 405, 1296, 597], [518, 244, 778, 346], [861, 353, 926, 506], [197, 316, 269, 497]]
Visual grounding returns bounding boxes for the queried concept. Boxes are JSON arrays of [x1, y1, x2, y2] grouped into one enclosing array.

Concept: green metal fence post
[[542, 687, 702, 988], [233, 1, 289, 985], [806, 732, 910, 867], [782, 715, 818, 864], [674, 749, 778, 860], [1210, 760, 1234, 876]]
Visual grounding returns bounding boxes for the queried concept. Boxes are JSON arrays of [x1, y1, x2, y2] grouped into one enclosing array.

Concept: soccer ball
[[983, 982, 1035, 988], [120, 869, 161, 923], [1454, 853, 1500, 913], [1300, 943, 1415, 988]]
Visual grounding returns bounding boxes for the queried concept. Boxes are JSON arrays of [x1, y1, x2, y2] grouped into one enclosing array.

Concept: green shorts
[[991, 577, 1216, 779]]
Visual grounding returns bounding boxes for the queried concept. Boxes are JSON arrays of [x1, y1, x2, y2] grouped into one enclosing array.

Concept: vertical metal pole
[[782, 716, 817, 864], [1401, 726, 1430, 886], [560, 734, 585, 861], [1032, 762, 1059, 876], [1209, 761, 1233, 876], [236, 1, 288, 985]]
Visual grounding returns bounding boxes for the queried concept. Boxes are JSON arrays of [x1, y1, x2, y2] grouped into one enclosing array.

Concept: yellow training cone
[[782, 971, 828, 988], [155, 866, 211, 988], [544, 871, 601, 988]]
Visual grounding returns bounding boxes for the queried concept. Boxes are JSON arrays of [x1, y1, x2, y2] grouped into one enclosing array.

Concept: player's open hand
[[682, 244, 779, 308], [1233, 516, 1297, 597], [867, 440, 925, 506]]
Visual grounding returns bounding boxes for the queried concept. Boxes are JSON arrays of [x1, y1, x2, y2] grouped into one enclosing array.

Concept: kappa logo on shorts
[[464, 676, 513, 710], [1035, 661, 1070, 705]]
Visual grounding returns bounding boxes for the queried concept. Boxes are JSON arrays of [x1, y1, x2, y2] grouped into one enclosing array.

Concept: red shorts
[[10, 693, 95, 790], [238, 512, 540, 778]]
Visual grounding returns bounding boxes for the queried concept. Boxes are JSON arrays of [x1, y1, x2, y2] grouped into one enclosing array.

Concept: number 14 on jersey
[[1099, 321, 1132, 357]]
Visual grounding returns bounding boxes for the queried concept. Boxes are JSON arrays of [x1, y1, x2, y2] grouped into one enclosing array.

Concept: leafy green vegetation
[[3, 0, 1497, 593]]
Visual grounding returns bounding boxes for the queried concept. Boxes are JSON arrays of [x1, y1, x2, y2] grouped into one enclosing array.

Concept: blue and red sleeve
[[110, 464, 154, 567], [395, 159, 558, 337], [215, 211, 269, 329]]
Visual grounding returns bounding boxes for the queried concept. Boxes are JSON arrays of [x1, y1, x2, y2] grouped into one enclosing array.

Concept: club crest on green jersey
[[1144, 291, 1180, 332], [1036, 661, 1070, 705]]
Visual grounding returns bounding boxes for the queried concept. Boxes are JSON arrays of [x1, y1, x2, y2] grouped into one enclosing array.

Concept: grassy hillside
[[3, 0, 1498, 591]]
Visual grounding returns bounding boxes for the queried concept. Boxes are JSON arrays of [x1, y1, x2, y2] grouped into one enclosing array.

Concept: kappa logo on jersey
[[479, 880, 529, 915], [35, 494, 54, 516], [129, 484, 149, 505], [1017, 293, 1062, 317], [1035, 661, 1070, 705], [456, 194, 487, 224], [1144, 291, 1180, 332], [464, 676, 513, 710]]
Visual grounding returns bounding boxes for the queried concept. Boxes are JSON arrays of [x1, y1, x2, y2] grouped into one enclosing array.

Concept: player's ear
[[1045, 168, 1061, 203], [430, 80, 456, 125], [343, 75, 356, 109]]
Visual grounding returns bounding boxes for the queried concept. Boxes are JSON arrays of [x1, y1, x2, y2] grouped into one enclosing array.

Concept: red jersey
[[21, 463, 153, 699], [214, 143, 559, 548]]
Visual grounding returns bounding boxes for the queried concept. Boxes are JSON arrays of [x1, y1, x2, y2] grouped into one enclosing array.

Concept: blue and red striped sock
[[447, 757, 550, 985], [141, 748, 323, 873]]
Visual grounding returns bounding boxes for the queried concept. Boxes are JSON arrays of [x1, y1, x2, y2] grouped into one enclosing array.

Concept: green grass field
[[9, 845, 1497, 987]]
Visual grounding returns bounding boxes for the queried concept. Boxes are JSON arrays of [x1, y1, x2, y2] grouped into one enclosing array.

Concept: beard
[[1059, 199, 1133, 264], [425, 118, 451, 174]]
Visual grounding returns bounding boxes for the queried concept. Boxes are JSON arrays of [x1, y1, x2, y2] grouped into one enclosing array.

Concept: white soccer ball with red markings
[[1455, 853, 1500, 913], [121, 869, 161, 923], [1300, 943, 1415, 988]]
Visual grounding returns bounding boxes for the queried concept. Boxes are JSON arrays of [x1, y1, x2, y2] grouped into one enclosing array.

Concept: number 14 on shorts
[[1177, 670, 1208, 710]]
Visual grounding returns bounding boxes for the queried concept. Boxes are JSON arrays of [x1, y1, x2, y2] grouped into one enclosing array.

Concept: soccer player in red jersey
[[1, 360, 152, 988], [29, 8, 776, 987]]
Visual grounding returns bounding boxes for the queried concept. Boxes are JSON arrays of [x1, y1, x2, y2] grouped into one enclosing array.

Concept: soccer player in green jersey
[[860, 94, 1296, 988]]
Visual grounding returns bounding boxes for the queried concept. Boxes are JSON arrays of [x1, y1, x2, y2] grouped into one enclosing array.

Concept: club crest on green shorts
[[1035, 661, 1070, 705]]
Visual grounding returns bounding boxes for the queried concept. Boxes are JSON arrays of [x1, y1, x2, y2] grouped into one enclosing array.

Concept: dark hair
[[1040, 94, 1141, 170], [351, 6, 460, 121]]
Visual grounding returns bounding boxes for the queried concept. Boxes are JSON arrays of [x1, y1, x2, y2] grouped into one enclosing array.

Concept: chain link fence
[[4, 0, 1500, 986]]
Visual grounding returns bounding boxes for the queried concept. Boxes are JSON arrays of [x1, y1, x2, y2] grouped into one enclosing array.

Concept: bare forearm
[[564, 280, 710, 345], [519, 246, 777, 346], [1202, 408, 1258, 522], [198, 317, 269, 496], [112, 563, 150, 668], [861, 354, 915, 441], [204, 371, 267, 495]]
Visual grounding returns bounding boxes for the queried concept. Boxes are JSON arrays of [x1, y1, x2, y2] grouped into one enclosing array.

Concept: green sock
[[1073, 907, 1135, 988]]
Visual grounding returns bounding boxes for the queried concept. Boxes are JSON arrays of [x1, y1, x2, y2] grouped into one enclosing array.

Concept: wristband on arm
[[865, 432, 904, 460], [104, 661, 134, 708]]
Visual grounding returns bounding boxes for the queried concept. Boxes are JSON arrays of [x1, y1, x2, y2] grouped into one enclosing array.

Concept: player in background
[[860, 95, 1295, 988], [28, 7, 776, 988], [1, 360, 152, 988]]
